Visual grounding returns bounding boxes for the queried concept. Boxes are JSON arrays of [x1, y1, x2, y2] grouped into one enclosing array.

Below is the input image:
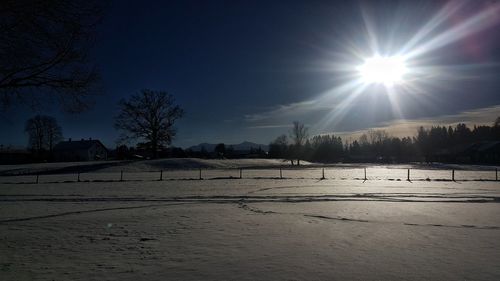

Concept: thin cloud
[[244, 100, 332, 122], [332, 104, 500, 141], [247, 124, 292, 129]]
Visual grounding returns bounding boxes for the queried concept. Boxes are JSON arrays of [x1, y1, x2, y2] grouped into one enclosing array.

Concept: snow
[[1, 162, 500, 280], [0, 158, 312, 176]]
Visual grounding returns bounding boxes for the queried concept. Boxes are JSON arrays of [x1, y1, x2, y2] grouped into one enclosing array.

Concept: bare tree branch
[[114, 89, 184, 158], [0, 0, 104, 112], [25, 114, 63, 159]]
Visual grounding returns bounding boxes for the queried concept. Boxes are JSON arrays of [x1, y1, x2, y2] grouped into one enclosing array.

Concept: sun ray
[[314, 81, 368, 132], [385, 85, 404, 121], [406, 2, 500, 59], [359, 4, 380, 55], [399, 1, 465, 55]]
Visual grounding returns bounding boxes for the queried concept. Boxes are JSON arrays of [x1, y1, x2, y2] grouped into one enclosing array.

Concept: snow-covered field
[[1, 160, 500, 280], [1, 158, 499, 183]]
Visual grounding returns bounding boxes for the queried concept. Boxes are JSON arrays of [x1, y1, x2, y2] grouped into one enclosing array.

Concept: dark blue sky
[[2, 0, 500, 148]]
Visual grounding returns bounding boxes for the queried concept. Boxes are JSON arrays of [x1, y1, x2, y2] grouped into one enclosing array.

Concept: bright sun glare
[[314, 1, 500, 132], [358, 56, 408, 85]]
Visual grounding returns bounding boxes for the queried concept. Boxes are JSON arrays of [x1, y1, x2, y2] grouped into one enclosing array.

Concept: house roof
[[53, 139, 107, 151]]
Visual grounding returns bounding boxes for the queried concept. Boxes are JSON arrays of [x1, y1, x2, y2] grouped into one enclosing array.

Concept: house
[[53, 138, 108, 162], [0, 147, 31, 164]]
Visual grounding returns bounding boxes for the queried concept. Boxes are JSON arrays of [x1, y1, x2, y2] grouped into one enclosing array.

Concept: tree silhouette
[[0, 0, 103, 112], [268, 117, 500, 164], [310, 134, 343, 163], [269, 134, 289, 160], [289, 121, 308, 165], [115, 89, 184, 159], [214, 143, 226, 158], [25, 115, 63, 157]]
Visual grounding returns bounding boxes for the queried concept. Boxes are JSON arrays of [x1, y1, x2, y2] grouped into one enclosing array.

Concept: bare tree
[[0, 0, 104, 112], [359, 133, 369, 146], [269, 134, 291, 163], [25, 116, 45, 153], [115, 89, 184, 158], [289, 121, 308, 166], [367, 129, 389, 145], [25, 115, 63, 156], [45, 117, 63, 153]]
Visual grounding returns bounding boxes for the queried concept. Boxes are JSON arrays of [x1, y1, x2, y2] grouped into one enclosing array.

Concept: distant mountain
[[188, 141, 269, 152], [187, 143, 217, 152], [232, 141, 269, 152]]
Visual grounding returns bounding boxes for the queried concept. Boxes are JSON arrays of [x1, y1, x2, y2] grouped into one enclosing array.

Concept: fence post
[[36, 173, 39, 184], [407, 169, 410, 181], [321, 168, 325, 180], [160, 170, 163, 181], [364, 168, 367, 181], [120, 170, 123, 181], [199, 168, 202, 180], [280, 168, 282, 179], [239, 168, 242, 179], [77, 172, 80, 182], [452, 169, 455, 181]]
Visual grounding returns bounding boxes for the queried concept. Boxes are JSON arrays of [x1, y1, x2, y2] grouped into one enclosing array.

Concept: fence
[[0, 167, 499, 184]]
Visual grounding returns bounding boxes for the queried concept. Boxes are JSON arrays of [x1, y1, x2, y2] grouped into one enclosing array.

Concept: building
[[0, 148, 31, 164], [53, 138, 108, 162]]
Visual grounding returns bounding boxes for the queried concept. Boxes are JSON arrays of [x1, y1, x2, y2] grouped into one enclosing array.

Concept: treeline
[[269, 118, 500, 164]]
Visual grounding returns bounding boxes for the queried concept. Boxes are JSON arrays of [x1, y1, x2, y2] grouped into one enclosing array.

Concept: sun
[[357, 55, 408, 85]]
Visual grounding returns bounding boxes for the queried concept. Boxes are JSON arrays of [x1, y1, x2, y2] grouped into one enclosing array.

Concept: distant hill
[[188, 141, 269, 152]]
